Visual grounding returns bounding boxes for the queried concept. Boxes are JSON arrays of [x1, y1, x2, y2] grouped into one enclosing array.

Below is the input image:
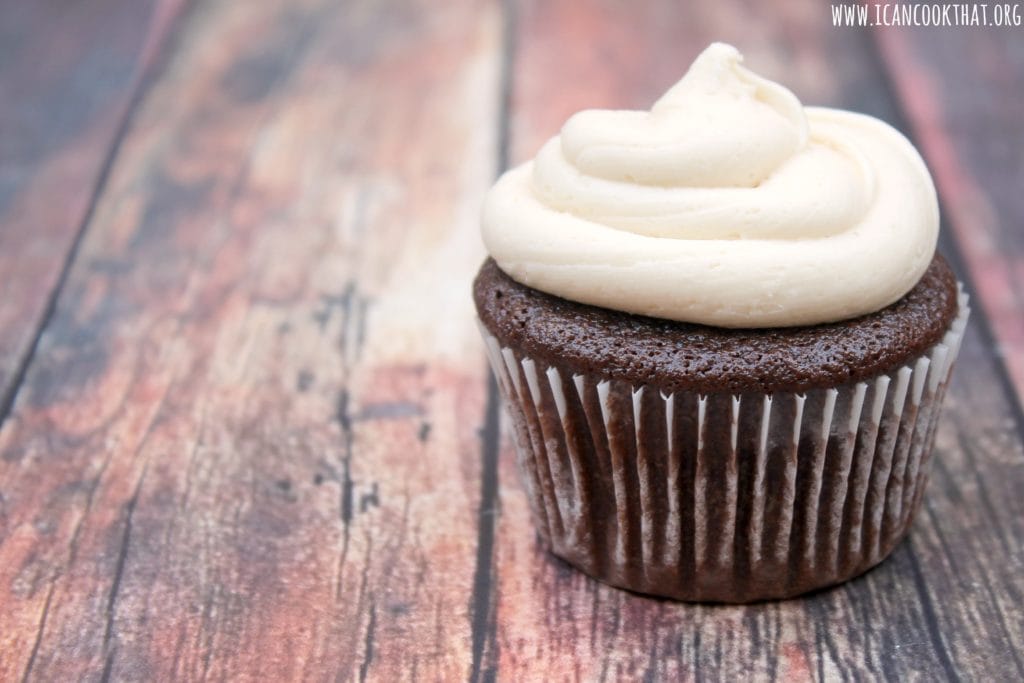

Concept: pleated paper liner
[[478, 288, 970, 602]]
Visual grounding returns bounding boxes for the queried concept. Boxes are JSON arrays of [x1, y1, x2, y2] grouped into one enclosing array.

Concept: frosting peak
[[562, 43, 808, 188], [482, 43, 939, 328]]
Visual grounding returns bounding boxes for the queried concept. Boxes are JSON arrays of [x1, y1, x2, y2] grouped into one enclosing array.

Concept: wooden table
[[1, 1, 1022, 680]]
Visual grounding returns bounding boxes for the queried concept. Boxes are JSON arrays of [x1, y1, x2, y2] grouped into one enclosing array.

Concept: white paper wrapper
[[478, 288, 970, 602]]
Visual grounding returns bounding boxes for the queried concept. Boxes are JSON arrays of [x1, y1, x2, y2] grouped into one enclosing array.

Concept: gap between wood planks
[[0, 0, 192, 433], [469, 1, 517, 680]]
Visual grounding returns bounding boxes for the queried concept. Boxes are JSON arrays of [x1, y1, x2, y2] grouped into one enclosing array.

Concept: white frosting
[[481, 43, 939, 328]]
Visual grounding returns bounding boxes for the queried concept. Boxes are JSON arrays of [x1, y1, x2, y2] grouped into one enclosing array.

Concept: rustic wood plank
[[0, 0, 502, 680], [0, 0, 186, 419], [493, 1, 1024, 679], [872, 26, 1024, 408]]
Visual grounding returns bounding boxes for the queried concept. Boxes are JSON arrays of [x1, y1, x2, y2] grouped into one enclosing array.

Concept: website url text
[[832, 3, 1022, 26]]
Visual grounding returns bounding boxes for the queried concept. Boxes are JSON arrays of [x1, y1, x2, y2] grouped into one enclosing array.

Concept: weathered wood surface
[[0, 0, 185, 416], [0, 0, 501, 679], [873, 26, 1024, 408], [0, 0, 1021, 681]]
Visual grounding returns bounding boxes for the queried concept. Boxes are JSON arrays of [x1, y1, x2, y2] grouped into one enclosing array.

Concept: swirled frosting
[[481, 43, 939, 328]]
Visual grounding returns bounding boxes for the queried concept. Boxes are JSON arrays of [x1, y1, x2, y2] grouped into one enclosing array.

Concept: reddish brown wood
[[0, 0, 1021, 680], [0, 0, 501, 679], [0, 0, 186, 416], [873, 26, 1024, 405]]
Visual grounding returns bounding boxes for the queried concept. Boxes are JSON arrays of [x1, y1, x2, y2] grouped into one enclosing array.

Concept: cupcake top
[[482, 43, 939, 328]]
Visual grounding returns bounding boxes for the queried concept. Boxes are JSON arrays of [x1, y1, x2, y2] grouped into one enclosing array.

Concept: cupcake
[[473, 43, 968, 602]]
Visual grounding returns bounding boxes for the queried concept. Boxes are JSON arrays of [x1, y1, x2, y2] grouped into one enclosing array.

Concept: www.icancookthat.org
[[832, 3, 1022, 26]]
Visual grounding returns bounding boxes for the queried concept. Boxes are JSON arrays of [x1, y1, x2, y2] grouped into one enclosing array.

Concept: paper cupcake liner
[[478, 288, 970, 602]]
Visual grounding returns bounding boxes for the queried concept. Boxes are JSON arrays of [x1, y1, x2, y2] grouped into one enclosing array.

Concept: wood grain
[[0, 0, 501, 679], [0, 0, 1021, 680], [0, 0, 185, 420], [872, 26, 1024, 408]]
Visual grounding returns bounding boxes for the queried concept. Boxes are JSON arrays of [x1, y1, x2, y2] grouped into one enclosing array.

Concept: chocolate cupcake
[[473, 43, 968, 602]]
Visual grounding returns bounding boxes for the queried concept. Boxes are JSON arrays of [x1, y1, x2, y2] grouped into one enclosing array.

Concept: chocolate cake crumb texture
[[475, 255, 959, 394]]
